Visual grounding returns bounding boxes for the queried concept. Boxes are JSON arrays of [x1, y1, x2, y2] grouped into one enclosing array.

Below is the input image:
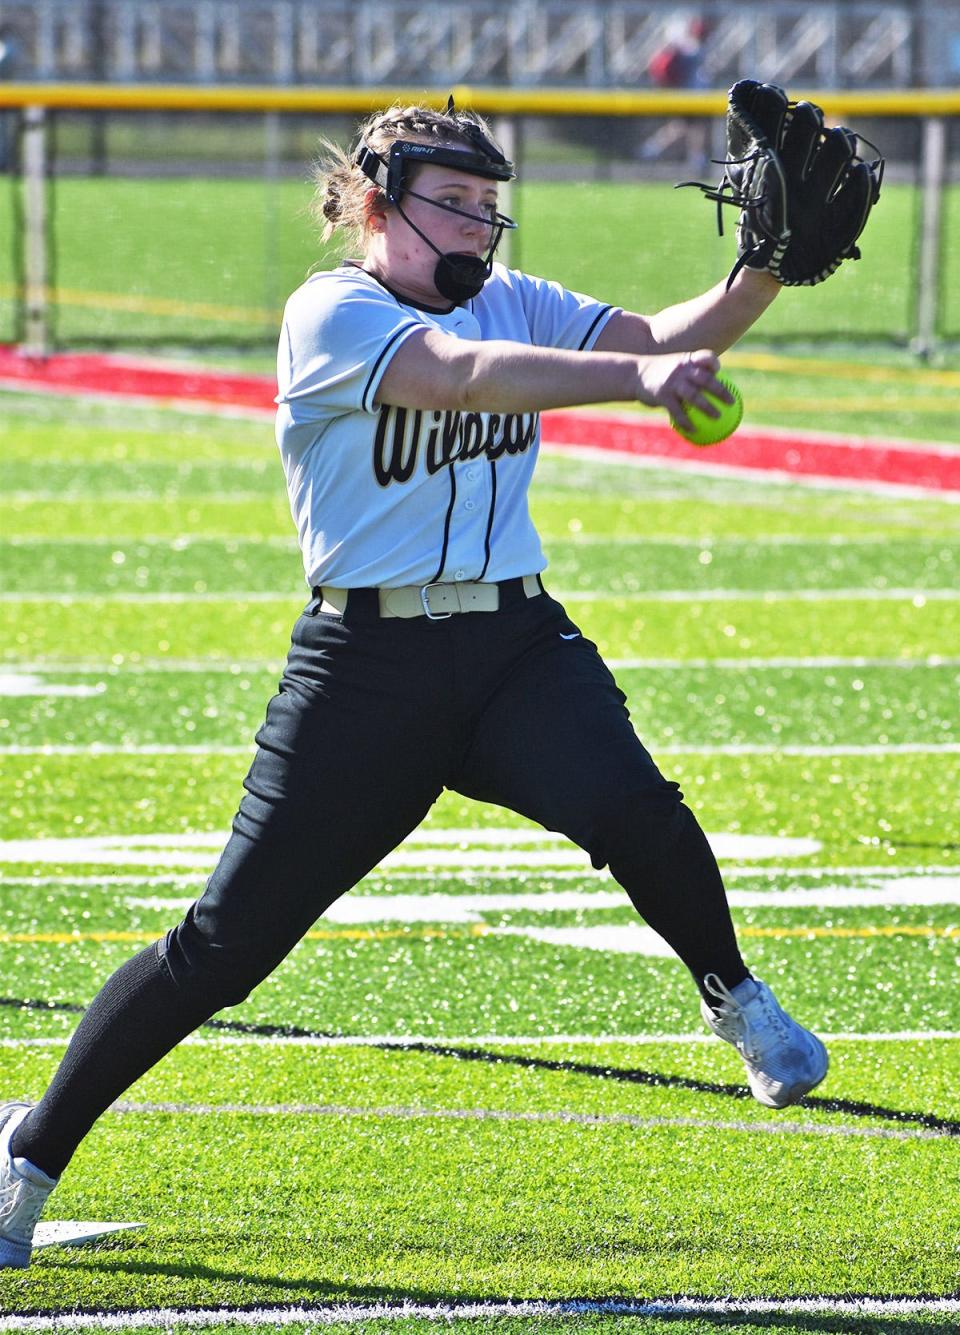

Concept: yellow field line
[[741, 925, 960, 941], [51, 286, 279, 326], [0, 925, 492, 945], [0, 282, 278, 327], [739, 397, 960, 416], [0, 292, 957, 394], [726, 351, 960, 390], [306, 925, 492, 943], [1, 924, 956, 946], [0, 931, 155, 944]]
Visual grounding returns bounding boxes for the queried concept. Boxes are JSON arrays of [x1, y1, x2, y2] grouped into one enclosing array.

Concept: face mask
[[354, 130, 517, 306]]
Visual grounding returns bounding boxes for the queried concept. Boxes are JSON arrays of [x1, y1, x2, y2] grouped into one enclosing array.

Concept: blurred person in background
[[645, 16, 711, 171]]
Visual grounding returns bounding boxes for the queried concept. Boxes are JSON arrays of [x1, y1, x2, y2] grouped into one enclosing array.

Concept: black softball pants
[[14, 584, 747, 1177]]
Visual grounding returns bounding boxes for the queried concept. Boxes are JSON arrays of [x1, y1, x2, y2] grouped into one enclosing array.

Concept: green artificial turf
[[3, 592, 955, 663], [2, 874, 959, 1037], [3, 536, 959, 595], [40, 178, 952, 352], [1, 390, 959, 1321], [1, 749, 958, 870], [3, 968, 960, 1309], [2, 663, 958, 749], [4, 171, 957, 446], [0, 1082, 956, 1310]]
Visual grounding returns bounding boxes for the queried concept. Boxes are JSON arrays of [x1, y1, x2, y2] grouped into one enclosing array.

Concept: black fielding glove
[[680, 79, 884, 289]]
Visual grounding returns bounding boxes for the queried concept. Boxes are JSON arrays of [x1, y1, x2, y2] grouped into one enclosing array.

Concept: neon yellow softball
[[672, 373, 744, 446]]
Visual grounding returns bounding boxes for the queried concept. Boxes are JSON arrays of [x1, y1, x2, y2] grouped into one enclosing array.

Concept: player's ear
[[363, 185, 389, 233]]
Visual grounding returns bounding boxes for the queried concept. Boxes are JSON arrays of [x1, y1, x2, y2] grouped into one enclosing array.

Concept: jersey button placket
[[449, 458, 486, 583]]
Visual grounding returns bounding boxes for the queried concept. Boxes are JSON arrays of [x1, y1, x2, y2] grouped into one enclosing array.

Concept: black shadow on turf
[[391, 1041, 960, 1137], [3, 997, 957, 1137]]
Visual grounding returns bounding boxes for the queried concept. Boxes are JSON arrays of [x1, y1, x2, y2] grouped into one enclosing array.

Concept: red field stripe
[[540, 409, 960, 493], [2, 347, 958, 492], [0, 347, 276, 411]]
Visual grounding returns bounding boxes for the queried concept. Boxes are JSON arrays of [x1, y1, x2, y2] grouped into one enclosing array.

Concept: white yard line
[[1, 588, 958, 603], [0, 745, 255, 756], [121, 877, 960, 916], [561, 588, 960, 603], [0, 386, 275, 425], [545, 533, 937, 545], [607, 654, 960, 669], [1, 1295, 958, 1330], [7, 655, 959, 673], [0, 591, 295, 603], [96, 1099, 954, 1143], [655, 743, 960, 755], [0, 829, 828, 868], [0, 875, 216, 887], [3, 742, 958, 756], [2, 489, 271, 503], [4, 1032, 959, 1050], [0, 676, 105, 698], [6, 535, 298, 547], [0, 829, 824, 862], [6, 660, 287, 674], [3, 532, 932, 547], [2, 865, 958, 887]]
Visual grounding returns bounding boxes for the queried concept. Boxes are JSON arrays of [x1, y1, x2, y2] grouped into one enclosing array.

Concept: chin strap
[[394, 200, 501, 299]]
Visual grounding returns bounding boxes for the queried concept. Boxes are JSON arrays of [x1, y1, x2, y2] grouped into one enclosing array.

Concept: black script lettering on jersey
[[372, 406, 422, 486], [373, 405, 538, 487], [488, 411, 538, 459]]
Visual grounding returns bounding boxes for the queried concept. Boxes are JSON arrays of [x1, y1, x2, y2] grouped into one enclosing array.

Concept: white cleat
[[700, 974, 829, 1109], [0, 1102, 59, 1269]]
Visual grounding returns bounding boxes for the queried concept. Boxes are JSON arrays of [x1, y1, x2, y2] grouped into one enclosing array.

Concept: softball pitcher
[[2, 97, 842, 1268]]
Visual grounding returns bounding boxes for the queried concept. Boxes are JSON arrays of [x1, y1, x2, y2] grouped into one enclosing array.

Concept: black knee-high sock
[[11, 943, 217, 1179], [611, 804, 750, 1002]]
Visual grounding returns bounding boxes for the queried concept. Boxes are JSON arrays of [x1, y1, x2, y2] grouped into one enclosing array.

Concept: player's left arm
[[594, 267, 780, 357]]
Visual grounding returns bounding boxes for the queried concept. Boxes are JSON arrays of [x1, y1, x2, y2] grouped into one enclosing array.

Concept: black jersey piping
[[430, 466, 458, 583], [578, 305, 613, 350], [361, 324, 420, 413], [478, 460, 498, 580]]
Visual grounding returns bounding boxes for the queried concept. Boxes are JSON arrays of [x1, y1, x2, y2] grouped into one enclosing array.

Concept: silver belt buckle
[[419, 581, 454, 620]]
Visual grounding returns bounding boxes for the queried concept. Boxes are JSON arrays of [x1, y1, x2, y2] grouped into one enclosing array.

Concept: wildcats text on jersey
[[373, 405, 539, 487]]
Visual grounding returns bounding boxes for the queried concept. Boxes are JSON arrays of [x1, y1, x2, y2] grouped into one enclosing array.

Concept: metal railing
[[0, 1, 933, 87]]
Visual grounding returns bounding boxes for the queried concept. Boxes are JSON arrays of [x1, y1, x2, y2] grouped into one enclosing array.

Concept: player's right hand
[[635, 349, 733, 433]]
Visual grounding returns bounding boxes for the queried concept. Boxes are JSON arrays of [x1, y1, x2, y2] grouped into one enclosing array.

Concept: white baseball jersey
[[275, 261, 619, 589]]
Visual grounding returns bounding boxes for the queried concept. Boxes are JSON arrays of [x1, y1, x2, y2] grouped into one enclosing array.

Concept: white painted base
[[33, 1221, 144, 1250]]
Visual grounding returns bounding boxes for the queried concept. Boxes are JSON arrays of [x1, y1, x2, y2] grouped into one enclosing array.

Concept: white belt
[[318, 575, 542, 620]]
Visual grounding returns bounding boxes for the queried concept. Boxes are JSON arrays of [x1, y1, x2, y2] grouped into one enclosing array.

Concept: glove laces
[[676, 153, 782, 289], [676, 151, 771, 238]]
